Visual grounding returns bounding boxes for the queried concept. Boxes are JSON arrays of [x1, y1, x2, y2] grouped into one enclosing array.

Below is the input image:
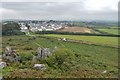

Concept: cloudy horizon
[[0, 0, 119, 21]]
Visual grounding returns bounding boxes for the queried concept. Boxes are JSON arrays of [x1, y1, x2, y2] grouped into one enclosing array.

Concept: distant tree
[[2, 22, 24, 35], [25, 24, 30, 31]]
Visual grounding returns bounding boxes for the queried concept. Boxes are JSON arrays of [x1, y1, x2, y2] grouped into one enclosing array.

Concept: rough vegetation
[[2, 35, 118, 78]]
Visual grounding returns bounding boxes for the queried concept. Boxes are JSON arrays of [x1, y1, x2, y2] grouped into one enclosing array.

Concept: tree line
[[2, 22, 25, 36], [35, 31, 120, 37]]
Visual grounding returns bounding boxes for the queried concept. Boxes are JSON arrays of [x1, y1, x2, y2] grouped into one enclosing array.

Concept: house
[[19, 23, 28, 32], [18, 20, 66, 32]]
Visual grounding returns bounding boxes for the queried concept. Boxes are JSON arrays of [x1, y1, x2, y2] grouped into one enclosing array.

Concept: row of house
[[19, 20, 68, 32]]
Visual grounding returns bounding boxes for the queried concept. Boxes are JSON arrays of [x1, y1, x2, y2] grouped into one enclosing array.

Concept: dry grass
[[58, 27, 92, 33]]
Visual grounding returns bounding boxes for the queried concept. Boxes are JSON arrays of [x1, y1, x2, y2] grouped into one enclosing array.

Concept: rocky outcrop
[[36, 47, 51, 59], [3, 46, 20, 62], [0, 62, 6, 68], [33, 64, 46, 69]]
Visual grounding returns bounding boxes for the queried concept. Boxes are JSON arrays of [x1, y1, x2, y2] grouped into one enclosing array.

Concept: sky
[[0, 0, 119, 21]]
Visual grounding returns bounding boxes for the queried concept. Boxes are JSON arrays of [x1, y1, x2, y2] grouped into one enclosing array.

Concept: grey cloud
[[2, 2, 118, 21]]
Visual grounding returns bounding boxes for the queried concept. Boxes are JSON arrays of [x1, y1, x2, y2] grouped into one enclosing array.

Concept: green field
[[110, 27, 120, 29], [42, 34, 119, 48], [2, 35, 118, 78], [98, 29, 119, 35]]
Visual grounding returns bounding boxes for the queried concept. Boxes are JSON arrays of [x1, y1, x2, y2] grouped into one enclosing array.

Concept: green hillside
[[2, 35, 118, 78]]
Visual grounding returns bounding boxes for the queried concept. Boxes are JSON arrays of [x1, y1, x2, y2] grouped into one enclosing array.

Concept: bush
[[23, 46, 33, 50], [19, 61, 32, 69], [46, 48, 75, 71], [2, 22, 25, 36], [8, 38, 12, 41], [20, 53, 33, 61], [19, 64, 27, 69]]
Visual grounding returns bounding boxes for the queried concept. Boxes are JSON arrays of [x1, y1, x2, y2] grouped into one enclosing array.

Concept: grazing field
[[42, 34, 119, 48], [2, 35, 118, 78], [98, 29, 119, 35], [58, 27, 95, 33], [110, 27, 120, 29]]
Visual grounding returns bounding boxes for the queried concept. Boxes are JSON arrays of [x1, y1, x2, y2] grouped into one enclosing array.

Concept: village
[[19, 20, 69, 32]]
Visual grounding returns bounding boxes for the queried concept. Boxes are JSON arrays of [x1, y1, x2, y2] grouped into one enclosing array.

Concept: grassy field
[[110, 27, 120, 29], [98, 29, 119, 35], [42, 34, 119, 48], [2, 35, 118, 78]]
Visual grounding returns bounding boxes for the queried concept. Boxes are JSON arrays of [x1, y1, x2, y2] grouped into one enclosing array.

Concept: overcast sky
[[0, 0, 119, 21]]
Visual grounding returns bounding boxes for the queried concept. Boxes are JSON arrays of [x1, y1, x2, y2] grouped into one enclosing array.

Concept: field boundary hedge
[[35, 31, 120, 37]]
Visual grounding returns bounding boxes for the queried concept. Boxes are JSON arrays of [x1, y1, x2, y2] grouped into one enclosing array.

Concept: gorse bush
[[19, 61, 33, 69], [46, 48, 75, 71], [20, 52, 33, 61], [23, 46, 33, 50]]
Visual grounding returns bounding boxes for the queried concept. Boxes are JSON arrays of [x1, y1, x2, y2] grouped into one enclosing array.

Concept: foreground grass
[[2, 35, 118, 78], [42, 34, 119, 48]]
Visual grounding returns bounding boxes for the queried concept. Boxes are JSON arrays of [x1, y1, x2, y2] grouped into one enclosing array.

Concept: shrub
[[19, 61, 32, 69], [19, 64, 27, 69], [8, 38, 12, 41], [23, 46, 33, 50], [46, 48, 75, 71], [2, 21, 25, 36], [20, 52, 33, 61]]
